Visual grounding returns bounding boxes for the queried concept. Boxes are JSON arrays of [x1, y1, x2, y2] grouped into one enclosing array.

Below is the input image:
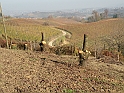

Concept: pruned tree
[[78, 34, 91, 66], [39, 32, 46, 52]]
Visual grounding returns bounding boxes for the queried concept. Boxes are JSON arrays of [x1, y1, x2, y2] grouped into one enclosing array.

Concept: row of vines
[[0, 18, 62, 43]]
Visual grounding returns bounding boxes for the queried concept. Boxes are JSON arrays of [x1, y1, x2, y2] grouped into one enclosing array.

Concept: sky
[[0, 0, 124, 15]]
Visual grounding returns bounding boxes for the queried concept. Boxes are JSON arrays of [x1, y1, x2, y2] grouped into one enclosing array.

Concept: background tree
[[104, 9, 109, 18], [92, 10, 100, 22], [113, 14, 119, 18], [100, 13, 105, 19], [87, 16, 94, 23]]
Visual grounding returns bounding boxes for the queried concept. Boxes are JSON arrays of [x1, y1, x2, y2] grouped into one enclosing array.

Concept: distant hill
[[14, 7, 124, 19], [15, 11, 86, 19]]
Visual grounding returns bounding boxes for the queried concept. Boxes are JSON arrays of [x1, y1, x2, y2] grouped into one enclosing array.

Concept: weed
[[63, 89, 76, 93], [29, 57, 38, 62]]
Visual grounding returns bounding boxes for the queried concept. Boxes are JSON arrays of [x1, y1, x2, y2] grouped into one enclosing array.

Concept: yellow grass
[[0, 18, 62, 42]]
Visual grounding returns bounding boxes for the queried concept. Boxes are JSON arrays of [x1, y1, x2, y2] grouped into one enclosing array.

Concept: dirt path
[[48, 29, 71, 47]]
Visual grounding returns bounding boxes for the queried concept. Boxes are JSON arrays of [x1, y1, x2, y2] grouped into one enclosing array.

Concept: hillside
[[1, 18, 124, 49], [0, 18, 62, 42], [1, 6, 124, 93], [14, 7, 124, 19], [0, 48, 124, 93], [58, 18, 124, 48]]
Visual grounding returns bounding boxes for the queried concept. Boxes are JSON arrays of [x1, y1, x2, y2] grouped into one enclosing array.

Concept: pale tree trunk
[[0, 4, 9, 48]]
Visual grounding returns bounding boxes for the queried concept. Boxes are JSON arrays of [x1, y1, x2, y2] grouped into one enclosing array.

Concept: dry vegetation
[[1, 17, 124, 49], [0, 48, 124, 93], [58, 18, 124, 48], [0, 17, 124, 93]]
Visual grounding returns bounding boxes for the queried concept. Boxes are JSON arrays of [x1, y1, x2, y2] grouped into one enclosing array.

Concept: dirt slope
[[0, 48, 124, 93]]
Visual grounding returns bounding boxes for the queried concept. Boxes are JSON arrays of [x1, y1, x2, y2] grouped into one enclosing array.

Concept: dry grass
[[58, 18, 124, 48]]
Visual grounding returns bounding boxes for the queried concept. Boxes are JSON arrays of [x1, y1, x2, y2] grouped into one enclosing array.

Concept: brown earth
[[0, 48, 124, 93]]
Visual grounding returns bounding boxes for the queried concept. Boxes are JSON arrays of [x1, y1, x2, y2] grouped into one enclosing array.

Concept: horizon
[[0, 0, 124, 16]]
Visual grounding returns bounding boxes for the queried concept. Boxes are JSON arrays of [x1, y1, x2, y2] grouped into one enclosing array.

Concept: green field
[[0, 18, 62, 43]]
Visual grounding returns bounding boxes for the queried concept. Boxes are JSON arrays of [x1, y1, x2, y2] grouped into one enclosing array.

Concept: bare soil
[[0, 48, 124, 93]]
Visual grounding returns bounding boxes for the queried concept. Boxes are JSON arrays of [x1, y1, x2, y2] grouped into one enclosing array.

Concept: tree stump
[[39, 41, 46, 52], [78, 50, 85, 66]]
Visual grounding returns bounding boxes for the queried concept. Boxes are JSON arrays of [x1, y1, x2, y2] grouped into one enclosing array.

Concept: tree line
[[87, 9, 122, 23], [87, 9, 108, 23]]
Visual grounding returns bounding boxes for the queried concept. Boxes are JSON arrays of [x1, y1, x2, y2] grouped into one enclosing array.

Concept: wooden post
[[30, 41, 33, 51], [41, 32, 44, 41], [10, 38, 12, 49], [33, 40, 36, 51], [82, 34, 88, 51], [0, 3, 9, 48], [41, 32, 45, 41], [117, 44, 121, 61], [95, 40, 97, 58], [103, 44, 106, 50]]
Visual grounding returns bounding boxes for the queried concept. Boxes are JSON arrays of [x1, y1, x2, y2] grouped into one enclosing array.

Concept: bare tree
[[92, 10, 100, 22], [103, 29, 124, 61], [104, 9, 109, 18]]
